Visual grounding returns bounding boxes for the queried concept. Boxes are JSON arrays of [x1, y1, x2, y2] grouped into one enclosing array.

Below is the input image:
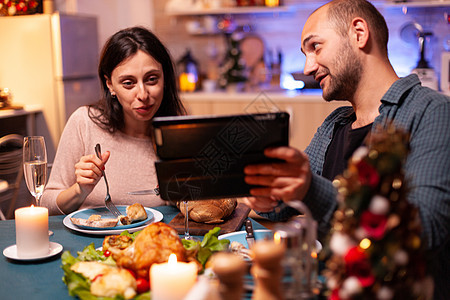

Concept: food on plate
[[119, 203, 148, 225], [182, 226, 231, 269], [230, 241, 253, 260], [70, 261, 137, 299], [91, 267, 137, 299], [70, 203, 148, 228], [70, 261, 112, 280], [178, 198, 237, 223], [61, 227, 231, 299], [70, 214, 119, 228], [109, 222, 187, 278], [103, 235, 134, 251]]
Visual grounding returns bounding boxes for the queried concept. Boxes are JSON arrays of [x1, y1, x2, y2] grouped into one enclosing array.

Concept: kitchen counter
[[180, 89, 325, 103], [180, 90, 349, 150], [0, 104, 42, 118], [0, 104, 55, 161]]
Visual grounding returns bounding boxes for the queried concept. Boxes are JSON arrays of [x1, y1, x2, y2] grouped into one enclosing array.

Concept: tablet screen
[[152, 112, 289, 201]]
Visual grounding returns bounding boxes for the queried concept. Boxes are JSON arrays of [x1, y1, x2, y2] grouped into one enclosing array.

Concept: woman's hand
[[243, 147, 312, 211], [56, 151, 111, 214], [74, 151, 110, 196]]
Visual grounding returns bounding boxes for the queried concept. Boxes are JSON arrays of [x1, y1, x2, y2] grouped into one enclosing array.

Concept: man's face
[[301, 7, 362, 101]]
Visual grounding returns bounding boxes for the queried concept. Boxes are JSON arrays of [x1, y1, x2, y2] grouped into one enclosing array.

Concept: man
[[243, 0, 450, 298]]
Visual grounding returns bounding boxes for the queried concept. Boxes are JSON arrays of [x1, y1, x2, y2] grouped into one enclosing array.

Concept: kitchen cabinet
[[165, 3, 296, 36], [385, 1, 450, 8], [165, 5, 293, 16], [165, 0, 450, 18], [181, 91, 348, 151]]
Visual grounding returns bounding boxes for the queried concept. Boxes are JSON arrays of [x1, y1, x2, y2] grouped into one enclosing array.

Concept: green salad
[[61, 227, 229, 300]]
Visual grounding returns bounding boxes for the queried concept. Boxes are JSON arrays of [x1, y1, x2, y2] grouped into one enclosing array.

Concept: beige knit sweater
[[41, 106, 166, 215]]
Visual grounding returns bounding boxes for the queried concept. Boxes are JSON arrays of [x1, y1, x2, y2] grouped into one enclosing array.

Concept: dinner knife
[[127, 187, 160, 196], [245, 219, 255, 248]]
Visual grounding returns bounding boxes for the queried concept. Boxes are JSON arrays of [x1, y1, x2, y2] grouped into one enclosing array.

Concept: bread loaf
[[178, 198, 237, 224]]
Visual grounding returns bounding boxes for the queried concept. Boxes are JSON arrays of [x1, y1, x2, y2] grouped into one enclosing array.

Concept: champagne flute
[[23, 136, 47, 207], [183, 200, 192, 240], [181, 200, 199, 241]]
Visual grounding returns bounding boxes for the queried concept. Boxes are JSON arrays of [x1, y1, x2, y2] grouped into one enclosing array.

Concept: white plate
[[219, 229, 322, 253], [218, 229, 273, 248], [63, 207, 163, 235], [69, 206, 153, 230], [3, 242, 63, 261]]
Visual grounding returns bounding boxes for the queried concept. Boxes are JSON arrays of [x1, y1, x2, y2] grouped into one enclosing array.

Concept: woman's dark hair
[[89, 26, 185, 134]]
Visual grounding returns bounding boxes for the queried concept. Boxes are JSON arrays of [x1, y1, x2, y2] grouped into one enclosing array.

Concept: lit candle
[[15, 206, 49, 258], [265, 0, 279, 7], [150, 253, 197, 300]]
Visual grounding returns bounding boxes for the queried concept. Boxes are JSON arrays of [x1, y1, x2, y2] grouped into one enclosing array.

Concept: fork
[[95, 144, 121, 218]]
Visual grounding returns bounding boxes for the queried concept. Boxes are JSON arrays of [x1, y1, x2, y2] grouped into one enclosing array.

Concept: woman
[[41, 27, 185, 215]]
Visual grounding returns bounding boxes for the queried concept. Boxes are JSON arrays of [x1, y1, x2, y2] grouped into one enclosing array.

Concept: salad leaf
[[201, 227, 230, 252], [77, 243, 106, 262], [201, 227, 221, 247], [181, 238, 200, 251], [181, 227, 230, 267], [61, 251, 92, 298], [120, 230, 141, 240], [61, 246, 122, 299]]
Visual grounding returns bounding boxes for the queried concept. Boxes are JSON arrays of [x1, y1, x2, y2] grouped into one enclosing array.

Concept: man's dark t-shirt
[[322, 122, 372, 181]]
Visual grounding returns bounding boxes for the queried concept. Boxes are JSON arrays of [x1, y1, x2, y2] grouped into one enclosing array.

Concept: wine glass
[[181, 200, 198, 241], [23, 136, 47, 207], [183, 200, 192, 240]]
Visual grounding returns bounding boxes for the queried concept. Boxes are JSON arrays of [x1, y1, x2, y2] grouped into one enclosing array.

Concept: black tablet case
[[152, 112, 289, 201]]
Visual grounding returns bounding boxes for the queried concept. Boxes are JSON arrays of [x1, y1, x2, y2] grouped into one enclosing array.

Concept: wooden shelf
[[166, 6, 292, 17], [386, 0, 450, 8]]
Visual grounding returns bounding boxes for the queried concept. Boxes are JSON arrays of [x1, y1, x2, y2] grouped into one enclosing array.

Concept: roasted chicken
[[108, 222, 187, 278]]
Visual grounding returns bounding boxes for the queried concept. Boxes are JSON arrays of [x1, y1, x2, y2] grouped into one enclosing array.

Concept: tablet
[[152, 112, 289, 201]]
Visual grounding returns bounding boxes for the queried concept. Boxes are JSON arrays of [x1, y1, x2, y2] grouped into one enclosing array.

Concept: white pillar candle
[[15, 206, 49, 258], [150, 253, 197, 300]]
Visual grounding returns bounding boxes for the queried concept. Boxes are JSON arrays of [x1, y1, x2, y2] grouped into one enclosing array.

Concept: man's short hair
[[327, 0, 389, 55]]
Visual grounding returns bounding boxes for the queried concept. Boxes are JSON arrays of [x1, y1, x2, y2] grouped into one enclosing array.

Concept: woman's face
[[106, 50, 164, 131]]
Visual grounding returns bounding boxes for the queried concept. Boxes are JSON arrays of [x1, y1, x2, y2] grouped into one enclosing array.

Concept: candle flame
[[274, 232, 281, 244], [168, 253, 177, 265], [31, 205, 35, 208]]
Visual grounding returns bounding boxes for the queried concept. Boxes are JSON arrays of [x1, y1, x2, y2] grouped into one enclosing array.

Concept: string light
[[359, 238, 371, 250]]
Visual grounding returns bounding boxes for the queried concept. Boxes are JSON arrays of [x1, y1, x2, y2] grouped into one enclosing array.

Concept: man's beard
[[321, 40, 362, 102]]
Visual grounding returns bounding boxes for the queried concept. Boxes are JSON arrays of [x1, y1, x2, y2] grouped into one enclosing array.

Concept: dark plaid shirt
[[259, 74, 450, 298]]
